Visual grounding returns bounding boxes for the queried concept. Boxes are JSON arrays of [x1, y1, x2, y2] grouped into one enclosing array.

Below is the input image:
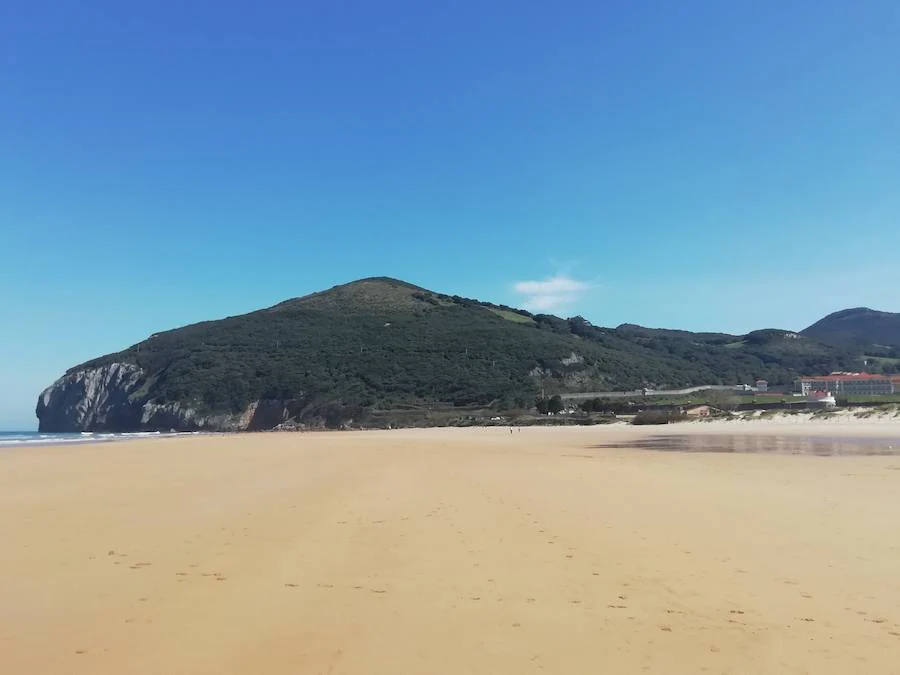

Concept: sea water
[[0, 430, 182, 448]]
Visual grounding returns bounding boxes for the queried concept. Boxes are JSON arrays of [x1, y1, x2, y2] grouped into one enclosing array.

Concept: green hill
[[36, 278, 865, 431], [801, 308, 900, 352]]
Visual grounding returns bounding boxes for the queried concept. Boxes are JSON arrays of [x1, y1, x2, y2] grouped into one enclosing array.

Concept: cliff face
[[37, 363, 145, 432], [35, 363, 274, 432]]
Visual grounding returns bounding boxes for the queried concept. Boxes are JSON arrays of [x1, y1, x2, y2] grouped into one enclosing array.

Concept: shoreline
[[8, 408, 900, 449], [0, 430, 208, 450]]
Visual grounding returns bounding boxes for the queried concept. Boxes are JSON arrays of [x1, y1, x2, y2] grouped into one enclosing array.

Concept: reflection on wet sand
[[596, 434, 900, 456]]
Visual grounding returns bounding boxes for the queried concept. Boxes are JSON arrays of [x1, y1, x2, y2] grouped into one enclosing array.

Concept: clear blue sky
[[2, 1, 899, 429]]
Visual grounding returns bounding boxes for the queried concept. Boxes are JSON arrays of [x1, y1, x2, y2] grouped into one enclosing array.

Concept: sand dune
[[2, 424, 900, 674]]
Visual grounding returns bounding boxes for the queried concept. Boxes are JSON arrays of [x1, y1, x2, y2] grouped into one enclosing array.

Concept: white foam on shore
[[0, 431, 192, 448]]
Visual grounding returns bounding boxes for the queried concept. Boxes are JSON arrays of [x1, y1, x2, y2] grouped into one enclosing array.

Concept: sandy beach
[[3, 423, 900, 674]]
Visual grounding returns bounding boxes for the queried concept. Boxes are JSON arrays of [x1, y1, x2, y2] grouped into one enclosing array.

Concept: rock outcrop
[[37, 363, 145, 432], [36, 362, 365, 432], [35, 363, 274, 432]]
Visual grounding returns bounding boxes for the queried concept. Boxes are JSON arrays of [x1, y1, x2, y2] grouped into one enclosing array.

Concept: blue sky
[[2, 0, 899, 429]]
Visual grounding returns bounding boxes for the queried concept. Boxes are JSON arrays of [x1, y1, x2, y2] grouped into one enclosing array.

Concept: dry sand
[[2, 423, 900, 674]]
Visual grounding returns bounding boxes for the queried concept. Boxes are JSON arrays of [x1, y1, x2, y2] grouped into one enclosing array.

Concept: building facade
[[796, 373, 895, 396]]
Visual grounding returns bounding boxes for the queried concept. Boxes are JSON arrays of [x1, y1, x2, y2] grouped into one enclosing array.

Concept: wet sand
[[2, 424, 900, 674]]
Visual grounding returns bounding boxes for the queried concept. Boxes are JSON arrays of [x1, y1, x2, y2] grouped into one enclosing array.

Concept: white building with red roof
[[796, 373, 895, 396]]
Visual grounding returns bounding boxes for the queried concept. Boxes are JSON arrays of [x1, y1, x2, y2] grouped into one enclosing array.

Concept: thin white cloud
[[513, 275, 590, 313]]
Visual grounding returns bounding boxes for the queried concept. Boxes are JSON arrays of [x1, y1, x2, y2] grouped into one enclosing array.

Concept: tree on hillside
[[548, 394, 564, 414]]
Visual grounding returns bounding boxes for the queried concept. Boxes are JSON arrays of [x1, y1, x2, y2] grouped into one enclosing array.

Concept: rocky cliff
[[37, 363, 145, 432], [36, 363, 288, 432]]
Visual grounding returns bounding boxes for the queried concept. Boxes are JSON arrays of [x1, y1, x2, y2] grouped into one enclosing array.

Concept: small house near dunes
[[684, 405, 712, 418], [807, 391, 837, 409]]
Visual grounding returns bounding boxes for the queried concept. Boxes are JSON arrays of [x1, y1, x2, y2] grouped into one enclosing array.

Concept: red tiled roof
[[802, 373, 887, 381]]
